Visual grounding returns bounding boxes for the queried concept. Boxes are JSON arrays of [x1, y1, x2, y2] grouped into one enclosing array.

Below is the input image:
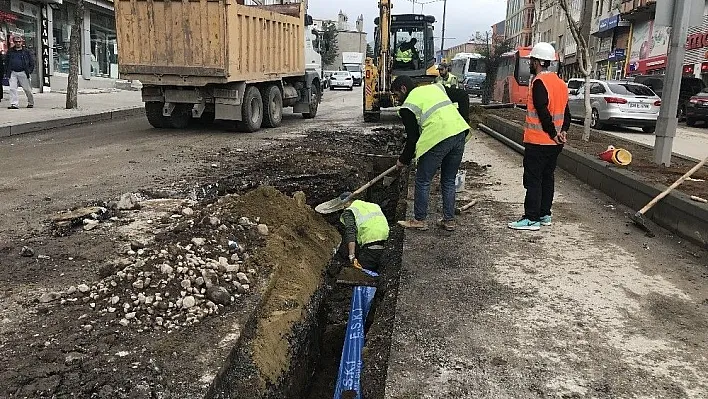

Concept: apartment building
[[505, 0, 535, 47]]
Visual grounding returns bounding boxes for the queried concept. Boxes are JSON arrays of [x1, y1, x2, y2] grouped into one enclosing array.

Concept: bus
[[450, 52, 486, 79], [493, 46, 560, 106]]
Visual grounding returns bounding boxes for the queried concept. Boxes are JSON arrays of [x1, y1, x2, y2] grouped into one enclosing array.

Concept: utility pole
[[653, 0, 692, 166], [440, 0, 447, 56]]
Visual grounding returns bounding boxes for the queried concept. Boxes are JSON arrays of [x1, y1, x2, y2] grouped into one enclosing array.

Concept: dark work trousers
[[523, 143, 563, 222], [358, 245, 385, 273]]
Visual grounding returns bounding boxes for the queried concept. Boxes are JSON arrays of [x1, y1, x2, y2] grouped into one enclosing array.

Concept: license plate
[[629, 102, 650, 109]]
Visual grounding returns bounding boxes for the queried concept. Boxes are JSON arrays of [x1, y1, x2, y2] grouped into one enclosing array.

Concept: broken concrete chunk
[[191, 237, 206, 247], [116, 193, 141, 210], [20, 246, 34, 257], [256, 224, 269, 236]]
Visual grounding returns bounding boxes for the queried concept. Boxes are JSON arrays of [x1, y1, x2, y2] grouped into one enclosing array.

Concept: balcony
[[620, 0, 656, 20]]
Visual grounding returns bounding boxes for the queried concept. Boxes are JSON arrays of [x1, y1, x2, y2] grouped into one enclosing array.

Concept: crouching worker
[[337, 192, 390, 273]]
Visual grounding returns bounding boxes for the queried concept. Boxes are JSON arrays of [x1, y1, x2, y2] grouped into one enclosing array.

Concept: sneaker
[[26, 104, 33, 108], [397, 219, 429, 231], [8, 105, 18, 109], [540, 215, 552, 226], [437, 219, 456, 231], [508, 218, 541, 231]]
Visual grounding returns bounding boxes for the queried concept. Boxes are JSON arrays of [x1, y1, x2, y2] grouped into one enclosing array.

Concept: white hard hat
[[529, 42, 556, 61]]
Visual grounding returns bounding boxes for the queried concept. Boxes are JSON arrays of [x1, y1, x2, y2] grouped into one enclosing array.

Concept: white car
[[329, 71, 354, 91]]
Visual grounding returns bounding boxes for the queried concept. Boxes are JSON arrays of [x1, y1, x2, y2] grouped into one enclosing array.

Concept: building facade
[[679, 3, 708, 83], [314, 11, 367, 71], [1, 0, 119, 93], [492, 19, 506, 46], [505, 0, 534, 47], [620, 0, 667, 76], [442, 39, 486, 61], [561, 0, 594, 79]]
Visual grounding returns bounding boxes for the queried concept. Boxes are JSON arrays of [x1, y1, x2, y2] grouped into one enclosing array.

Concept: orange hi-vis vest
[[524, 71, 568, 145]]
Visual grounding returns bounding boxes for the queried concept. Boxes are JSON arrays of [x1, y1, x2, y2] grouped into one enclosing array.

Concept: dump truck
[[115, 0, 322, 131]]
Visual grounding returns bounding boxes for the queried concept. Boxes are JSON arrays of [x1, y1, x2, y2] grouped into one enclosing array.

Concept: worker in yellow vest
[[435, 62, 459, 88], [508, 42, 570, 231], [391, 75, 470, 232], [335, 193, 390, 272]]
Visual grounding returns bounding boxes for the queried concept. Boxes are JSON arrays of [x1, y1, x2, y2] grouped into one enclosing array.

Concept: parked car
[[567, 78, 584, 93], [568, 79, 661, 133], [329, 71, 354, 91], [685, 88, 708, 126], [629, 75, 704, 120], [462, 75, 485, 97]]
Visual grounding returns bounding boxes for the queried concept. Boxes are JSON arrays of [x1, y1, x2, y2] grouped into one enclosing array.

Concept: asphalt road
[[0, 87, 361, 239]]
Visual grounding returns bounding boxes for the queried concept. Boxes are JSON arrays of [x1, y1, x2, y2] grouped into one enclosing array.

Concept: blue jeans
[[414, 132, 466, 221]]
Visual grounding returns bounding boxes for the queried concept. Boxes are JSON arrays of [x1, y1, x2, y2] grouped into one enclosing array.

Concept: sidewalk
[[0, 88, 143, 137], [384, 132, 708, 398], [605, 125, 708, 161]]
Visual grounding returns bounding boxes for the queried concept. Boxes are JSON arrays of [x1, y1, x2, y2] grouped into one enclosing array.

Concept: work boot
[[8, 105, 18, 109], [397, 219, 428, 230], [508, 218, 541, 231], [540, 215, 552, 226], [437, 219, 456, 231]]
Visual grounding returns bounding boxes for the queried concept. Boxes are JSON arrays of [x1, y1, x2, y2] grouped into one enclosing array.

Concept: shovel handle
[[347, 165, 399, 200], [639, 155, 708, 215]]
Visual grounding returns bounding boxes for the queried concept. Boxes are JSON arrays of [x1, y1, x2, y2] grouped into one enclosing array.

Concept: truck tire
[[168, 104, 192, 129], [238, 86, 264, 132], [261, 85, 283, 128], [145, 102, 168, 128], [303, 85, 320, 119]]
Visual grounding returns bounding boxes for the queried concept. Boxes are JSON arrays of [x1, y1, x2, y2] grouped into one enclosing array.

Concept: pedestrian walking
[[391, 75, 470, 232], [335, 193, 390, 273], [5, 36, 35, 109], [508, 42, 570, 231]]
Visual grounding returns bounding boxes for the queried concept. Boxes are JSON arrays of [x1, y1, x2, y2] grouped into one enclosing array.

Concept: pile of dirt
[[484, 108, 708, 199], [206, 186, 341, 397]]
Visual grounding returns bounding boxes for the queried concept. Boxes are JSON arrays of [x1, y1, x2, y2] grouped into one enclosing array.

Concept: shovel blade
[[315, 198, 345, 214]]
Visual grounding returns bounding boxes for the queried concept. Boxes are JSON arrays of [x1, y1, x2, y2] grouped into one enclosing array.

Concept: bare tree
[[559, 0, 593, 141], [66, 0, 84, 109]]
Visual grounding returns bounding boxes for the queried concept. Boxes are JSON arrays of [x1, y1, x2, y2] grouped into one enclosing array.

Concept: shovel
[[630, 154, 708, 236], [315, 165, 399, 214]]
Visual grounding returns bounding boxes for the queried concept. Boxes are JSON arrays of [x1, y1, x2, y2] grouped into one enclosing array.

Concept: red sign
[[627, 55, 668, 75], [684, 64, 695, 75], [687, 32, 708, 50]]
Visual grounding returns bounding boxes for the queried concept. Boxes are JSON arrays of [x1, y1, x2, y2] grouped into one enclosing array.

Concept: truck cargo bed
[[116, 0, 305, 85]]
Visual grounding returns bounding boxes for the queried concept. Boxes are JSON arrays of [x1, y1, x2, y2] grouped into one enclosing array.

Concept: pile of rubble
[[40, 193, 272, 333]]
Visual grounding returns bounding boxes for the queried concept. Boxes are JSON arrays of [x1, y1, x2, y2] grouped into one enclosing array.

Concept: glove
[[352, 259, 363, 270]]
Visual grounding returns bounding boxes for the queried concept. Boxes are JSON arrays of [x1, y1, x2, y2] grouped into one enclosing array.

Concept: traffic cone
[[598, 146, 632, 166]]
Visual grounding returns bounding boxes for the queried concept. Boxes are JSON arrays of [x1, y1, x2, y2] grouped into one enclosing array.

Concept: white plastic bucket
[[455, 170, 466, 193]]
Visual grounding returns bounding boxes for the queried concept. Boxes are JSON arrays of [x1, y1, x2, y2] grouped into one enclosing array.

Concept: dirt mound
[[207, 186, 340, 397]]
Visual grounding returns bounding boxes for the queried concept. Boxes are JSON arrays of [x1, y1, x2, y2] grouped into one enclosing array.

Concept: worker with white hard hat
[[508, 42, 571, 231]]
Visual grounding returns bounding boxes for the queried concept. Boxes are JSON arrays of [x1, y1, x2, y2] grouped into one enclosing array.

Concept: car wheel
[[686, 117, 697, 127], [590, 108, 605, 130], [642, 126, 656, 133]]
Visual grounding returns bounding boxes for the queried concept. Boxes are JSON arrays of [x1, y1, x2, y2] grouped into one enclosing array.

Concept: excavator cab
[[389, 15, 436, 79]]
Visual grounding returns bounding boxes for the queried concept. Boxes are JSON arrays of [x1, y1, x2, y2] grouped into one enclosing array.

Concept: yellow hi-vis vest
[[396, 48, 413, 63], [399, 84, 470, 159], [435, 73, 459, 88], [340, 200, 390, 246]]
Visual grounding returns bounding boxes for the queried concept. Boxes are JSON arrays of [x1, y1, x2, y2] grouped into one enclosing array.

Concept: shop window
[[0, 0, 41, 87], [90, 10, 118, 78], [52, 4, 77, 74]]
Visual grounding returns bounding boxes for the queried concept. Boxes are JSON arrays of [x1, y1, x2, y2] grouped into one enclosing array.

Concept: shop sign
[[10, 0, 39, 19], [686, 32, 708, 50], [598, 15, 621, 33], [41, 7, 50, 88], [609, 48, 626, 61]]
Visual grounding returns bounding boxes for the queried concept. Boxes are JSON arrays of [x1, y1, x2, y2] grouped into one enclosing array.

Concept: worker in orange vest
[[508, 42, 570, 231]]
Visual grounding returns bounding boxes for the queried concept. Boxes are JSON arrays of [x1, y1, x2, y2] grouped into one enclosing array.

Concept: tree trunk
[[583, 75, 591, 141], [65, 0, 83, 109]]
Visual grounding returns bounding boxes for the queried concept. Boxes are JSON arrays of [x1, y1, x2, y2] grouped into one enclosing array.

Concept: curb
[[0, 107, 145, 138], [480, 114, 708, 248]]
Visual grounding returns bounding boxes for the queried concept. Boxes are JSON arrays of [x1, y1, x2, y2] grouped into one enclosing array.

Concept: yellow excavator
[[363, 0, 439, 122]]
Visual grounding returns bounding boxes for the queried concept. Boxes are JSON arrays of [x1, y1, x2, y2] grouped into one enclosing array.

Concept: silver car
[[568, 79, 661, 133]]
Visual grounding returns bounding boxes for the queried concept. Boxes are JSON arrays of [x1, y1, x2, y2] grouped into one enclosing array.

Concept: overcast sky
[[308, 0, 507, 48]]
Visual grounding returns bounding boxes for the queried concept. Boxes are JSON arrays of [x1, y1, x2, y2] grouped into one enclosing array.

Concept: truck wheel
[[238, 86, 263, 132], [261, 85, 283, 128], [686, 117, 697, 127], [200, 112, 216, 125], [303, 85, 320, 119], [168, 104, 192, 129], [145, 102, 167, 128]]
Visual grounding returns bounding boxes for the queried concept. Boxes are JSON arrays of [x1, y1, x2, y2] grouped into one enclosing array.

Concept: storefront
[[47, 0, 117, 90], [0, 0, 43, 89], [592, 14, 630, 80], [683, 6, 708, 84], [626, 19, 669, 76]]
